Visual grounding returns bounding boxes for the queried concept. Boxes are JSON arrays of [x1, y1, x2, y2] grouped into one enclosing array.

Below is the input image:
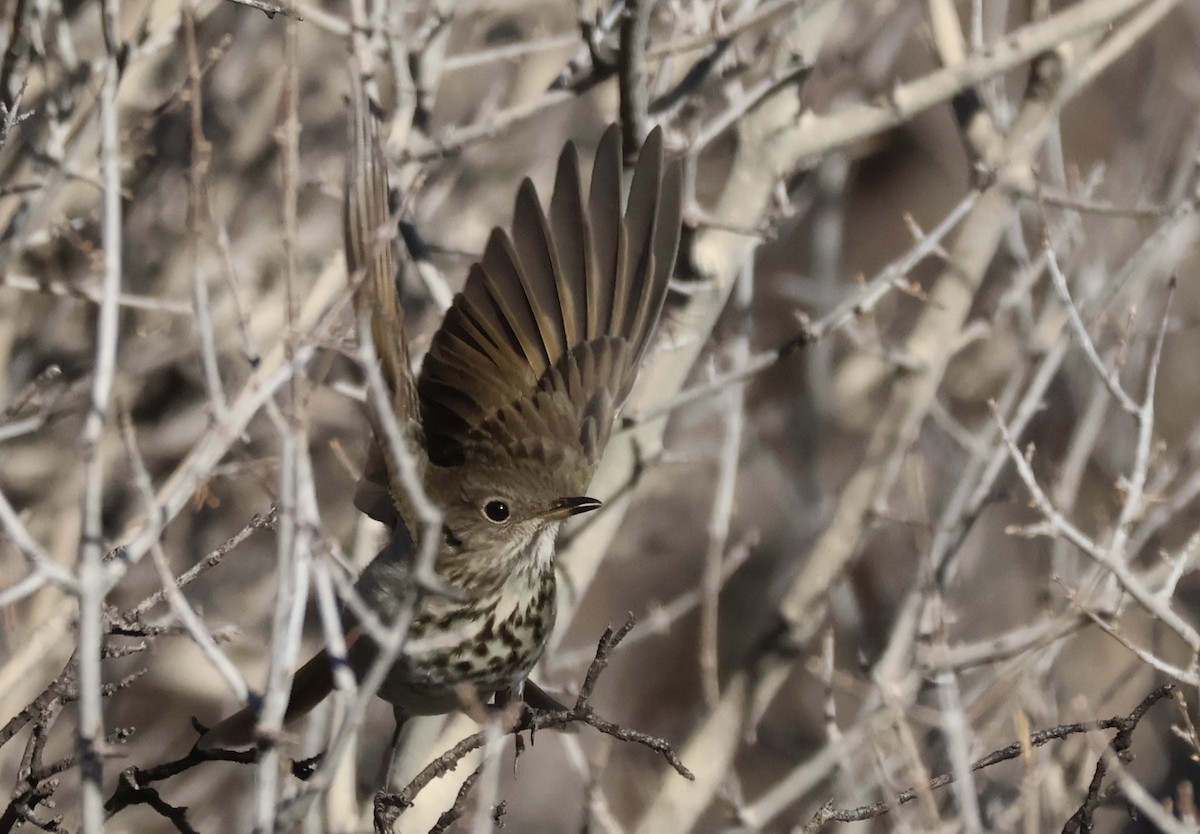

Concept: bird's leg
[[487, 684, 531, 731], [519, 680, 583, 734], [522, 680, 571, 712], [490, 680, 571, 733], [381, 705, 409, 789]]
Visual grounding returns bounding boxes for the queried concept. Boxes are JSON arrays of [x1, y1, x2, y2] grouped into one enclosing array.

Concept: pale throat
[[503, 523, 557, 585], [489, 523, 558, 612], [439, 520, 560, 602]]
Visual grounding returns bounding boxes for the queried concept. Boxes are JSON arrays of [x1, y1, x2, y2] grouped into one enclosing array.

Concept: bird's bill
[[540, 496, 602, 521]]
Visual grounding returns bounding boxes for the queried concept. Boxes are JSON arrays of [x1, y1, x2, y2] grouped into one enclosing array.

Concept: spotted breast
[[372, 559, 558, 715]]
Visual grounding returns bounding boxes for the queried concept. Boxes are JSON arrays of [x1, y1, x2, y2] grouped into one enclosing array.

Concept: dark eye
[[483, 499, 510, 523]]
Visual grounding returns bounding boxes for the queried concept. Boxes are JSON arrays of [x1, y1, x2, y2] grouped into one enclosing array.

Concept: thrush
[[198, 80, 682, 751]]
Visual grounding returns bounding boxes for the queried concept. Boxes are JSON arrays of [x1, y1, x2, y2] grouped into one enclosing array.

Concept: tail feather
[[195, 649, 335, 752]]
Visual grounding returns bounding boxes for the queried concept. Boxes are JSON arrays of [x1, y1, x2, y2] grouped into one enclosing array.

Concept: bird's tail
[[195, 649, 335, 752]]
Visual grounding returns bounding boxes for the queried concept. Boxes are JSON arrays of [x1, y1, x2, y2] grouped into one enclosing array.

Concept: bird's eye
[[482, 499, 510, 524]]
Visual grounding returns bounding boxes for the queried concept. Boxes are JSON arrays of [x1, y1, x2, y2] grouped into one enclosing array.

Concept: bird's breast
[[378, 563, 558, 712]]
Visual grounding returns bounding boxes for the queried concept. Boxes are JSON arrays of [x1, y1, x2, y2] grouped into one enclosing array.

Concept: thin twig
[[76, 3, 124, 829], [802, 686, 1175, 831], [0, 485, 78, 604], [252, 20, 309, 831], [991, 401, 1200, 653], [126, 508, 277, 619], [117, 406, 252, 704], [1044, 246, 1139, 414], [183, 3, 229, 421], [622, 188, 980, 429], [617, 0, 652, 152], [698, 257, 751, 707], [0, 272, 192, 314], [221, 0, 302, 20]]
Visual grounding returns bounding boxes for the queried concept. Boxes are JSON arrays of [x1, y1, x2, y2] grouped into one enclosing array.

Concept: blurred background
[[3, 0, 1200, 831]]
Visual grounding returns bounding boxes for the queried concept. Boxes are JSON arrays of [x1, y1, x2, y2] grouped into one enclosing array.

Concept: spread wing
[[344, 80, 422, 526], [418, 125, 683, 471]]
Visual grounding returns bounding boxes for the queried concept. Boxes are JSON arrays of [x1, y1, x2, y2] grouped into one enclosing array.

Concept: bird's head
[[434, 439, 601, 573]]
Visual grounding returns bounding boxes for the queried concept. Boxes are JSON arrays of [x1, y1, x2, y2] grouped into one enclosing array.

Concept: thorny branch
[[0, 509, 274, 832], [802, 685, 1176, 832]]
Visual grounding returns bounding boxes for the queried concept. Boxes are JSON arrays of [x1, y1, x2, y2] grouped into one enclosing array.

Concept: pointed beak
[[540, 496, 602, 521]]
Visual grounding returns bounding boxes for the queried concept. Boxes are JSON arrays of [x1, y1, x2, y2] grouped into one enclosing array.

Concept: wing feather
[[418, 124, 683, 471], [479, 229, 552, 375], [512, 180, 569, 359], [344, 80, 424, 525], [345, 83, 416, 423], [548, 143, 589, 347], [585, 126, 623, 336], [630, 155, 683, 359], [613, 127, 663, 340]]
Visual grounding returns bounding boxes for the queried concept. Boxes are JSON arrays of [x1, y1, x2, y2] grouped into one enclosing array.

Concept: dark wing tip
[[640, 124, 664, 161], [558, 139, 581, 173], [515, 176, 540, 209], [599, 123, 623, 154]]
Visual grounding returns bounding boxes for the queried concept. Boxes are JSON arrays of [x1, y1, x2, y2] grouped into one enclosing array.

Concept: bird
[[197, 80, 682, 753]]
